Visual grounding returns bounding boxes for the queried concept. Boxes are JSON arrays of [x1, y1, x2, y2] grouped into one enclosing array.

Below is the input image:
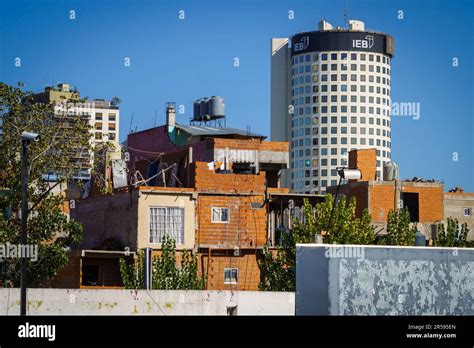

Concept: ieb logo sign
[[352, 35, 374, 49], [294, 36, 310, 52]]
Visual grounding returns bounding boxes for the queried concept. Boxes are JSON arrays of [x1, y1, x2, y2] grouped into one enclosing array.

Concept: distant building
[[444, 189, 474, 240], [32, 83, 120, 179], [271, 19, 395, 194]]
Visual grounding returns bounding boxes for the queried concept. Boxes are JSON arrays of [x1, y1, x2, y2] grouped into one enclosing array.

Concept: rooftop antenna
[[128, 112, 135, 134], [344, 0, 348, 27], [153, 109, 157, 128]]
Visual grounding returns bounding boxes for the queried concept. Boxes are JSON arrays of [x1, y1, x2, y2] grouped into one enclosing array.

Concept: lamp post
[[326, 168, 362, 234], [20, 131, 39, 316]]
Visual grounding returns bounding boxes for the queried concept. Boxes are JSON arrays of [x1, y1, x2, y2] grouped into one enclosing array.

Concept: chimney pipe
[[166, 104, 176, 129]]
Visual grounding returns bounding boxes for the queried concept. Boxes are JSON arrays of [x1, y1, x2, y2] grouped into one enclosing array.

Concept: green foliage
[[258, 195, 376, 291], [433, 217, 470, 247], [92, 141, 121, 195], [383, 208, 417, 246], [0, 82, 89, 287], [119, 249, 145, 289], [119, 235, 206, 290], [317, 195, 376, 245], [110, 96, 121, 106]]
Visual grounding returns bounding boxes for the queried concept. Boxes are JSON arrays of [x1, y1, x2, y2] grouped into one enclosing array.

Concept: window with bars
[[212, 207, 229, 223], [224, 268, 238, 284], [149, 207, 184, 244]]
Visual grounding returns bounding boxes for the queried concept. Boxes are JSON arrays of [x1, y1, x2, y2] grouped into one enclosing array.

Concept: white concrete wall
[[270, 38, 290, 143], [296, 244, 474, 315], [0, 289, 295, 316], [270, 38, 290, 188]]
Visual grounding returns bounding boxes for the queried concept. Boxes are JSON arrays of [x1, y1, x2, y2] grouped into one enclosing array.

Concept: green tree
[[383, 208, 417, 246], [434, 217, 470, 247], [110, 96, 121, 106], [119, 250, 145, 289], [0, 82, 91, 286], [317, 195, 376, 244], [258, 199, 315, 291], [258, 196, 375, 291], [119, 235, 206, 290]]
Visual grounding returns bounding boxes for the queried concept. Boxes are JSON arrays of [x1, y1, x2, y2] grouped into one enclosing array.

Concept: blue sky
[[1, 0, 473, 191]]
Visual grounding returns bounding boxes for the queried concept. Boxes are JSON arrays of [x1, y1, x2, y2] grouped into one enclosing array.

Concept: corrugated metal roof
[[176, 124, 266, 139]]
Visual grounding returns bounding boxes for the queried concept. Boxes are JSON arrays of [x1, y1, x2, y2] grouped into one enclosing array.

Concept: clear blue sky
[[1, 0, 473, 191]]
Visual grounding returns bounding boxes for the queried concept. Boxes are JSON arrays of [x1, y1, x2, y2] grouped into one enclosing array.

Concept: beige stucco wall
[[444, 193, 474, 240], [137, 191, 196, 250]]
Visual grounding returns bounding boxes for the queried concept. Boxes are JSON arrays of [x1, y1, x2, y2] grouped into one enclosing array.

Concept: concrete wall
[[270, 38, 290, 189], [0, 289, 294, 316], [201, 250, 262, 291], [270, 38, 289, 143], [296, 244, 474, 315]]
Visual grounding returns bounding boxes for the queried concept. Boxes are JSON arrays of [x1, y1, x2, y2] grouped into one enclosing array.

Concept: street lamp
[[20, 131, 39, 316], [325, 167, 362, 234]]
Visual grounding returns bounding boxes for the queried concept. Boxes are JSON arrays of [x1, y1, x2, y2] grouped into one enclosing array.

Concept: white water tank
[[383, 161, 399, 181]]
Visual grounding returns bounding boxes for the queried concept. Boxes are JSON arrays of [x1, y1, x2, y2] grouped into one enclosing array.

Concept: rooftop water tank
[[208, 96, 225, 117], [193, 99, 202, 120], [383, 161, 399, 181], [200, 98, 209, 119]]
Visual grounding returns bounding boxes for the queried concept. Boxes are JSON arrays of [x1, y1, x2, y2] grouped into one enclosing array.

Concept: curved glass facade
[[289, 49, 392, 193]]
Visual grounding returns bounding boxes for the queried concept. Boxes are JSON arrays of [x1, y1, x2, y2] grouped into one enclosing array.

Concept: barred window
[[149, 207, 184, 244], [212, 207, 230, 223], [224, 268, 238, 284]]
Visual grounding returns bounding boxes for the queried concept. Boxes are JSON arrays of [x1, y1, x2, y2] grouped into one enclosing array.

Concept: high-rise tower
[[271, 19, 395, 194]]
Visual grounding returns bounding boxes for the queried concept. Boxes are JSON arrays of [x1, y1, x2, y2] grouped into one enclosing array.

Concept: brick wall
[[151, 249, 262, 291], [347, 184, 370, 218], [192, 161, 266, 193], [200, 250, 261, 291], [348, 149, 377, 181], [196, 195, 267, 248], [369, 184, 397, 222], [71, 191, 137, 250], [210, 138, 288, 153], [49, 251, 82, 288], [403, 184, 444, 222], [369, 183, 444, 223]]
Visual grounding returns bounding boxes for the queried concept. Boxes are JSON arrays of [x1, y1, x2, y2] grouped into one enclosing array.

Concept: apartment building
[[33, 83, 120, 179]]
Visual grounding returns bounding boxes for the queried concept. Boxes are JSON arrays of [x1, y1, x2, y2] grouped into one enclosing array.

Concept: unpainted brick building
[[327, 149, 446, 240], [53, 105, 313, 290]]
